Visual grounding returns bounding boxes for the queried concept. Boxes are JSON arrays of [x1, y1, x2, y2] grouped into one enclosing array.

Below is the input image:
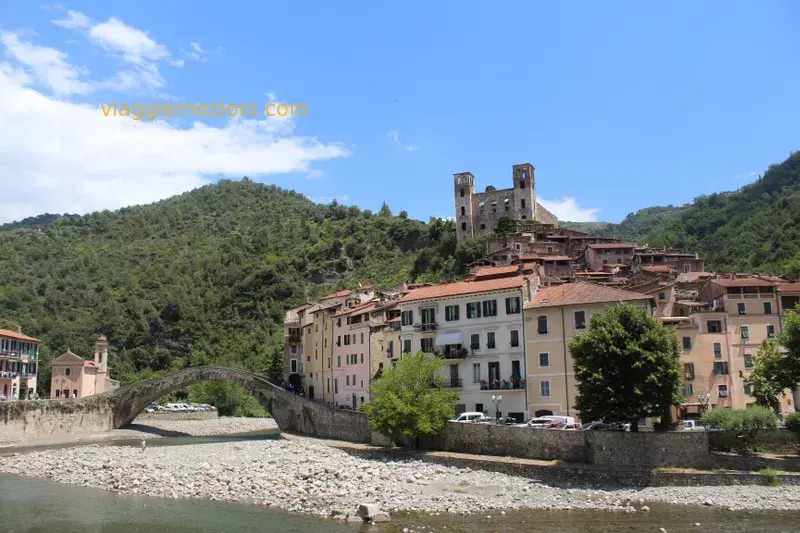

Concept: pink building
[[331, 300, 376, 409], [0, 328, 40, 400], [49, 335, 119, 399]]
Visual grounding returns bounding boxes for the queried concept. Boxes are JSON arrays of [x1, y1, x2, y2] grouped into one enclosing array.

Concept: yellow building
[[523, 282, 653, 420]]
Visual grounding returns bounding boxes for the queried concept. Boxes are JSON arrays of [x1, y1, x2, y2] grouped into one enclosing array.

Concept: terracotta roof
[[84, 361, 96, 367], [525, 282, 653, 309], [642, 266, 676, 273], [0, 329, 41, 343], [332, 300, 379, 317], [587, 242, 635, 249], [778, 283, 800, 293], [318, 289, 352, 301], [471, 265, 521, 278], [711, 278, 776, 288], [398, 277, 529, 303]]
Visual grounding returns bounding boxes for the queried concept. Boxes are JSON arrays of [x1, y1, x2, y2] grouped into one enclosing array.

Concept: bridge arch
[[106, 366, 373, 443]]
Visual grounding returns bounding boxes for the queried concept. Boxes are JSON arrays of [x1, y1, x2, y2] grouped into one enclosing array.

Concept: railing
[[285, 334, 302, 343], [685, 373, 695, 380], [349, 321, 368, 330], [0, 350, 20, 358], [442, 348, 469, 359], [390, 322, 401, 331], [480, 380, 526, 390], [743, 295, 759, 299], [0, 371, 19, 379], [432, 378, 462, 388], [413, 322, 437, 332], [20, 371, 35, 378]]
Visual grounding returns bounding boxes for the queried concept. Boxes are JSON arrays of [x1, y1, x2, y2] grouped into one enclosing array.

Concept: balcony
[[285, 334, 302, 343], [685, 372, 695, 380], [0, 350, 20, 359], [20, 371, 35, 379], [413, 322, 438, 332], [0, 371, 19, 379], [441, 347, 469, 360], [433, 378, 462, 388], [480, 379, 526, 391]]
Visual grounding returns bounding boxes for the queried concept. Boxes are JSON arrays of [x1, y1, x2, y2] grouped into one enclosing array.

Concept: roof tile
[[398, 277, 529, 303], [525, 282, 652, 309]]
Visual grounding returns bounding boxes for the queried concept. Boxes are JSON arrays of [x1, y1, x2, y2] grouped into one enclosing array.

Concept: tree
[[748, 340, 789, 410], [495, 215, 517, 236], [378, 202, 392, 217], [570, 303, 682, 430], [363, 351, 459, 446]]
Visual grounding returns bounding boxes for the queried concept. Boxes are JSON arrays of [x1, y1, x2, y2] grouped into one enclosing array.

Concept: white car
[[682, 420, 706, 431], [451, 412, 484, 423], [516, 417, 554, 428]]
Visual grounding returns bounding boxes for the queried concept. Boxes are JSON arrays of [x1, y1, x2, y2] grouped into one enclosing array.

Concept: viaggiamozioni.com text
[[100, 100, 308, 121]]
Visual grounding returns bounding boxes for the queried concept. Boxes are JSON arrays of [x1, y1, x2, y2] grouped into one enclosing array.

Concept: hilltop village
[[283, 163, 800, 422]]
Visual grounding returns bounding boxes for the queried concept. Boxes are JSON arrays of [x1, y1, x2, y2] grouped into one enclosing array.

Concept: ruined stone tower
[[453, 163, 557, 243]]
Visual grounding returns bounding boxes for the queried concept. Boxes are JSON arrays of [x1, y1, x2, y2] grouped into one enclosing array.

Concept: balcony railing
[[432, 378, 462, 388], [480, 379, 525, 390], [413, 322, 438, 332], [441, 347, 469, 360], [0, 371, 20, 379], [285, 334, 302, 343], [20, 371, 35, 378], [685, 372, 695, 380]]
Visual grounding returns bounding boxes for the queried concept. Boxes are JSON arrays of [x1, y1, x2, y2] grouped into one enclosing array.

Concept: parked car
[[580, 422, 621, 431], [472, 415, 497, 424], [451, 412, 484, 423], [516, 417, 554, 428], [542, 416, 577, 429]]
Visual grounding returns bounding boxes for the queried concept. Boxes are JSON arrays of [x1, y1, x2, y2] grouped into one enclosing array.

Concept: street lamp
[[491, 394, 503, 423], [697, 392, 712, 413]]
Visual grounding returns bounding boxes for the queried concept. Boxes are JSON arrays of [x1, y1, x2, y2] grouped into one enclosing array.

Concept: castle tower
[[93, 335, 109, 374], [512, 163, 536, 221], [454, 171, 476, 243]]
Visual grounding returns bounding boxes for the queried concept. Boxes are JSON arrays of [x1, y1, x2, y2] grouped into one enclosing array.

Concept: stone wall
[[0, 397, 114, 443], [134, 410, 219, 422], [585, 430, 710, 468]]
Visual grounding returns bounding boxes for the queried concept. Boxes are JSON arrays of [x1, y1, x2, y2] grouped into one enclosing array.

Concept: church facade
[[49, 335, 119, 399]]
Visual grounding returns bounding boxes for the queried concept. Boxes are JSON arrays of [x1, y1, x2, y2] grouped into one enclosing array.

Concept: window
[[764, 301, 772, 315], [482, 300, 497, 317], [421, 338, 434, 353], [401, 310, 413, 326], [337, 355, 341, 367], [327, 378, 331, 393], [324, 338, 327, 348], [466, 302, 482, 319], [510, 330, 519, 347], [470, 333, 480, 350], [290, 345, 297, 355], [537, 316, 548, 334], [718, 385, 729, 398], [315, 348, 318, 359], [360, 332, 364, 343], [713, 361, 729, 375], [445, 305, 460, 321], [387, 341, 393, 358], [360, 353, 364, 364], [738, 302, 746, 315], [460, 188, 465, 198], [344, 335, 350, 346], [346, 375, 350, 386], [521, 199, 526, 209], [519, 179, 525, 189], [336, 335, 341, 347], [315, 324, 318, 332], [744, 354, 753, 368], [682, 336, 691, 350], [475, 403, 484, 413], [539, 353, 549, 367], [683, 384, 693, 396], [421, 308, 436, 324], [713, 342, 722, 359], [472, 363, 480, 383], [505, 297, 521, 314], [504, 199, 510, 212], [540, 380, 551, 398], [574, 311, 586, 330], [740, 325, 750, 339], [491, 201, 497, 214], [744, 383, 752, 395], [658, 292, 666, 301], [461, 222, 467, 231], [767, 325, 776, 338], [707, 320, 722, 333], [479, 201, 485, 214], [290, 359, 298, 373], [486, 332, 496, 349], [460, 206, 466, 216], [480, 224, 486, 230], [403, 339, 411, 353]]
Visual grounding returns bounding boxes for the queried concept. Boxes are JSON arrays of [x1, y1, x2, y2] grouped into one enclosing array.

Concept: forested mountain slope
[[564, 151, 800, 274], [0, 179, 473, 394]]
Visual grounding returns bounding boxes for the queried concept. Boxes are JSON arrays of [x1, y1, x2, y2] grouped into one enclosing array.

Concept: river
[[2, 473, 799, 533]]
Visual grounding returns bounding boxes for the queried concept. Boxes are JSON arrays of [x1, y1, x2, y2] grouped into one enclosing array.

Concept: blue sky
[[0, 1, 798, 223]]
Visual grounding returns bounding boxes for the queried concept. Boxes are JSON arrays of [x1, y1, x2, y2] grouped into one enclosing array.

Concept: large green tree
[[748, 305, 800, 408], [363, 351, 458, 446], [570, 303, 682, 430]]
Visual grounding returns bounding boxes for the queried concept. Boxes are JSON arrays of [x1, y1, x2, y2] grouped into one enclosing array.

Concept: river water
[[2, 473, 799, 533]]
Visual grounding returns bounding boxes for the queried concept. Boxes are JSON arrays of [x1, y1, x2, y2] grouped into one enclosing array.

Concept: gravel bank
[[1, 437, 799, 518], [120, 417, 279, 438]]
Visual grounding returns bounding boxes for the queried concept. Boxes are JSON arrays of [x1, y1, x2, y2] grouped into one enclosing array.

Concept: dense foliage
[[0, 179, 478, 404], [700, 405, 778, 432], [363, 351, 459, 445], [564, 152, 800, 274], [570, 303, 682, 430], [786, 412, 800, 435]]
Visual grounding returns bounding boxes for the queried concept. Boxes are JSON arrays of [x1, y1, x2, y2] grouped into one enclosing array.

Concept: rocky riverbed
[[120, 416, 279, 438], [2, 436, 800, 520]]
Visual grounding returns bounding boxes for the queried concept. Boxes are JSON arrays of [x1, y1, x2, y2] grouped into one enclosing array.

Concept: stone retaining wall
[[0, 398, 114, 443], [134, 411, 219, 422]]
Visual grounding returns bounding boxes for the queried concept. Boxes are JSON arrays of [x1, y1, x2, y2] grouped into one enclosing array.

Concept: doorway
[[308, 385, 315, 400], [488, 362, 500, 385]]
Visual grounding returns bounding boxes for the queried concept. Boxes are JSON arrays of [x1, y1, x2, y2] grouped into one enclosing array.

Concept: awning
[[435, 332, 464, 346]]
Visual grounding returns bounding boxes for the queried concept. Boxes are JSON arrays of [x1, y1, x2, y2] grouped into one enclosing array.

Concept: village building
[[49, 335, 119, 399], [0, 328, 40, 400]]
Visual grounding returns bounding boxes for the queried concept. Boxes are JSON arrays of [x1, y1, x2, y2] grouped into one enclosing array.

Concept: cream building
[[523, 283, 653, 420], [50, 335, 119, 399], [0, 328, 41, 400], [397, 276, 538, 421]]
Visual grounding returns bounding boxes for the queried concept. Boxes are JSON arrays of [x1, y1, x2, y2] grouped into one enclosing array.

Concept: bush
[[700, 406, 778, 432], [786, 412, 800, 435]]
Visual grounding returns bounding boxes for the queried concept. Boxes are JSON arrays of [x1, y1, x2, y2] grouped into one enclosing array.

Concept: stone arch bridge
[[0, 366, 375, 443]]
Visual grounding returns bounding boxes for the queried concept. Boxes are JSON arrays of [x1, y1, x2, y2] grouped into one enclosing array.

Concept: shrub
[[700, 406, 778, 432], [786, 412, 800, 435]]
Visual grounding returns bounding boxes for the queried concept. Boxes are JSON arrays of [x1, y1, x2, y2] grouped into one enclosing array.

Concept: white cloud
[[0, 31, 93, 96], [538, 197, 600, 222], [51, 10, 92, 30], [306, 169, 325, 180], [181, 41, 219, 63], [312, 195, 349, 205], [88, 17, 169, 64], [0, 69, 350, 223], [388, 129, 417, 152], [190, 42, 204, 54]]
